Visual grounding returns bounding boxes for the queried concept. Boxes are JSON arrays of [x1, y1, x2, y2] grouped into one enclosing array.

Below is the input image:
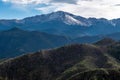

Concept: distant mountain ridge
[[1, 11, 120, 38], [0, 27, 70, 58], [0, 28, 120, 59]]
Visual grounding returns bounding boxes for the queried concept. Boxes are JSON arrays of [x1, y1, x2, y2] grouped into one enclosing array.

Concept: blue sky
[[1, 0, 120, 19], [0, 0, 42, 19]]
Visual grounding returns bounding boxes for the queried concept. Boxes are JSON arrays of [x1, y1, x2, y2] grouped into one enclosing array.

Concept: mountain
[[0, 27, 70, 59], [0, 26, 120, 59], [0, 41, 120, 80], [95, 38, 117, 46], [105, 32, 120, 40], [19, 11, 91, 38], [106, 41, 120, 61], [94, 38, 120, 64], [74, 31, 120, 43], [1, 11, 120, 80], [61, 69, 120, 80], [0, 19, 19, 30], [74, 35, 103, 43], [0, 27, 120, 59], [1, 11, 120, 38], [22, 11, 89, 26]]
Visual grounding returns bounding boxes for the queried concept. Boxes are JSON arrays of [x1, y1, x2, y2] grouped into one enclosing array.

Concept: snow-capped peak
[[44, 11, 84, 25], [21, 11, 89, 26], [47, 11, 66, 20], [64, 14, 87, 26], [46, 11, 86, 25]]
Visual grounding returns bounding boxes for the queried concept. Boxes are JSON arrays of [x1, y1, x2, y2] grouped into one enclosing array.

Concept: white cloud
[[2, 0, 50, 5], [35, 5, 57, 14], [2, 0, 78, 4], [2, 0, 120, 19], [50, 0, 78, 4]]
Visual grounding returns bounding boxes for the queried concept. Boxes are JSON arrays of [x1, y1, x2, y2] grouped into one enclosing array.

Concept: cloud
[[2, 0, 120, 19], [2, 0, 50, 5], [2, 0, 79, 5], [50, 0, 78, 4], [35, 5, 57, 14], [114, 4, 120, 6]]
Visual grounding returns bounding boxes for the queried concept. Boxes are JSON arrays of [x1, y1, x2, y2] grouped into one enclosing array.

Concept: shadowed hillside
[[64, 69, 120, 80], [0, 43, 120, 80]]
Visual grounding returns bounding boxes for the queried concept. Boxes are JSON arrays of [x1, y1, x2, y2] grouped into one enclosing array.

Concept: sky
[[1, 0, 120, 19]]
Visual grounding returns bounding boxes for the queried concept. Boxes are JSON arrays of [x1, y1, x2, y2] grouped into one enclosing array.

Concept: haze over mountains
[[1, 11, 120, 38]]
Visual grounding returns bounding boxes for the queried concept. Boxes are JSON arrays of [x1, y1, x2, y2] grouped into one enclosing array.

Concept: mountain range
[[0, 11, 120, 80], [0, 27, 120, 59], [1, 11, 120, 38]]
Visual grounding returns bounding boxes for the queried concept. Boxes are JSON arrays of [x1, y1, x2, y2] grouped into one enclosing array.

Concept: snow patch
[[110, 21, 116, 27], [64, 15, 87, 26]]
